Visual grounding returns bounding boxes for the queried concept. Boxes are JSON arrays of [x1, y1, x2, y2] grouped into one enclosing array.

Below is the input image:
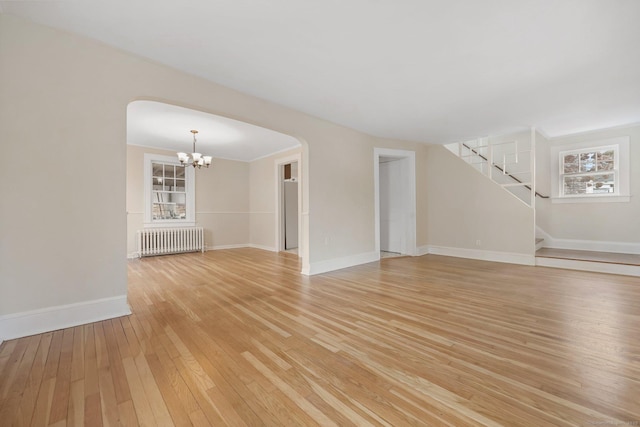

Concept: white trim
[[205, 244, 248, 251], [427, 246, 535, 266], [307, 251, 380, 275], [551, 195, 630, 204], [0, 295, 131, 341], [374, 148, 417, 256], [248, 243, 277, 252], [535, 226, 640, 254], [206, 243, 277, 252], [127, 252, 139, 259], [416, 245, 430, 256], [535, 257, 640, 277]]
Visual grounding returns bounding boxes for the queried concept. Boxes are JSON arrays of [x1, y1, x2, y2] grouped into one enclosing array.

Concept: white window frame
[[143, 153, 196, 227], [550, 136, 630, 204]]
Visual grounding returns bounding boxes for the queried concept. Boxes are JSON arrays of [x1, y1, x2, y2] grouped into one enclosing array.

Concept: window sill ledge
[[551, 195, 630, 204], [143, 222, 197, 228]]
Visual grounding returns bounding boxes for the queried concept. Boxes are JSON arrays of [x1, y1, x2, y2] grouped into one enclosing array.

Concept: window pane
[[165, 165, 175, 178], [152, 192, 187, 220], [175, 179, 185, 192], [152, 163, 163, 177], [563, 154, 579, 173], [579, 152, 596, 172], [176, 166, 185, 179], [564, 173, 615, 195], [152, 177, 163, 190], [596, 150, 614, 171], [164, 178, 175, 191]]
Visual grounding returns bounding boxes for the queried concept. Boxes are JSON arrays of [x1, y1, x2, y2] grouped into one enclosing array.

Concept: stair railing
[[448, 128, 547, 207]]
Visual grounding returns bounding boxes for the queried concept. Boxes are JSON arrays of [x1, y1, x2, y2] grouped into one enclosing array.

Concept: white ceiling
[[3, 0, 640, 143], [127, 101, 300, 162]]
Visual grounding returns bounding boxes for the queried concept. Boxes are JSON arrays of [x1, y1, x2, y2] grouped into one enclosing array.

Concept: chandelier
[[177, 130, 212, 168]]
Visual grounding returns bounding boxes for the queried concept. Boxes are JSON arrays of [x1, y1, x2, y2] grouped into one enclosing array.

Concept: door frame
[[374, 148, 417, 256], [275, 153, 302, 254]]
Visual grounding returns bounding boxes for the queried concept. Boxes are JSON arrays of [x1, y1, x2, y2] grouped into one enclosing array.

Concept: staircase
[[444, 128, 638, 277], [444, 129, 546, 206]]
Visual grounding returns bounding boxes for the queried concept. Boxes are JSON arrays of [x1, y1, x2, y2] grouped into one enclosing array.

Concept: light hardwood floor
[[1, 249, 640, 426]]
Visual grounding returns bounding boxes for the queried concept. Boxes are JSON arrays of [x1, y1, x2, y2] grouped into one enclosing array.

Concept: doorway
[[275, 154, 302, 256], [283, 162, 298, 253], [374, 148, 416, 257]]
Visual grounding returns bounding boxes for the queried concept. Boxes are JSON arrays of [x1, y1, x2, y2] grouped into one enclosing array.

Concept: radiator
[[137, 227, 204, 257]]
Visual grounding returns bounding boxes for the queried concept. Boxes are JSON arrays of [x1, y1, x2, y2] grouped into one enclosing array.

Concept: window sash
[[558, 145, 619, 198]]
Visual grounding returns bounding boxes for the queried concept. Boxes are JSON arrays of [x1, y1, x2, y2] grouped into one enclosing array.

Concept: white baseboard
[[307, 251, 380, 275], [247, 243, 277, 252], [536, 257, 640, 277], [427, 246, 535, 266], [416, 245, 430, 256], [205, 244, 249, 251], [127, 252, 139, 259], [206, 244, 281, 252], [536, 226, 640, 254], [0, 295, 131, 342]]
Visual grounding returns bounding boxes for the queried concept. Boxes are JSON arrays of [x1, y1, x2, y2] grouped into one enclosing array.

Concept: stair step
[[535, 248, 640, 266], [535, 248, 640, 277]]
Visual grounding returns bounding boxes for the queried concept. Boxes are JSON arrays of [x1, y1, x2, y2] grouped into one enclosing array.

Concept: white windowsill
[[143, 221, 196, 228], [551, 195, 630, 204]]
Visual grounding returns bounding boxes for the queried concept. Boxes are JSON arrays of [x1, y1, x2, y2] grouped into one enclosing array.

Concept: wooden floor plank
[[14, 332, 53, 427], [0, 335, 41, 425], [1, 249, 639, 426], [48, 328, 75, 424]]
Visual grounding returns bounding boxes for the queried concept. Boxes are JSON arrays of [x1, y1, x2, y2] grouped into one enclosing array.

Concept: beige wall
[[126, 145, 250, 255], [536, 125, 640, 243], [0, 15, 432, 317], [426, 145, 534, 255]]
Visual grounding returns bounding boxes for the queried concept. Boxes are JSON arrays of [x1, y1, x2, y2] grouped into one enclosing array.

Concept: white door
[[379, 159, 403, 253]]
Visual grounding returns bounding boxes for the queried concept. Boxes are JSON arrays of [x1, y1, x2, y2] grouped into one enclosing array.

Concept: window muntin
[[559, 145, 618, 197]]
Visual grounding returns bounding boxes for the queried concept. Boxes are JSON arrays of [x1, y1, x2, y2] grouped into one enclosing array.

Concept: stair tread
[[535, 248, 640, 266]]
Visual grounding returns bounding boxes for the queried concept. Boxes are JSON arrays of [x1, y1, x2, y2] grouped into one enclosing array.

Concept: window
[[152, 162, 187, 219], [144, 154, 195, 226], [560, 146, 616, 196], [550, 136, 630, 203]]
